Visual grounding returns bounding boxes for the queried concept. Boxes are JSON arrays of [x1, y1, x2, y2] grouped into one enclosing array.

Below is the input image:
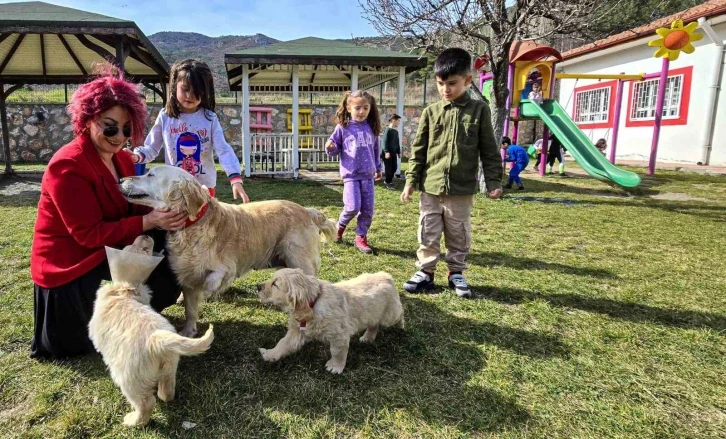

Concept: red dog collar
[[298, 296, 319, 331], [184, 202, 209, 228]]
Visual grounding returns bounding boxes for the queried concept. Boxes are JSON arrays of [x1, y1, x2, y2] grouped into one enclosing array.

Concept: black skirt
[[30, 229, 182, 360]]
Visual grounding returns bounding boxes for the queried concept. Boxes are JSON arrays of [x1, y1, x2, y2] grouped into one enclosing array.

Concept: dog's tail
[[307, 208, 337, 242], [149, 325, 214, 357]]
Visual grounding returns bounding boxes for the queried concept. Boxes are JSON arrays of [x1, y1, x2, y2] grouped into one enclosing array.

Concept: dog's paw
[[259, 348, 279, 362], [157, 388, 175, 403], [325, 360, 345, 374], [176, 293, 185, 305], [123, 411, 149, 427]]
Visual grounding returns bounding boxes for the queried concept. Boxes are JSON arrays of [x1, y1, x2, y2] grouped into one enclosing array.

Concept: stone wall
[[3, 103, 425, 163]]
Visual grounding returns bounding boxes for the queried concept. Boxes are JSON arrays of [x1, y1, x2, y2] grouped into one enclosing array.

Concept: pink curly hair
[[66, 65, 147, 146]]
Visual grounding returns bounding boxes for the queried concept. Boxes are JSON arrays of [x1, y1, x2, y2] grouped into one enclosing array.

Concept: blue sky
[[2, 0, 380, 40]]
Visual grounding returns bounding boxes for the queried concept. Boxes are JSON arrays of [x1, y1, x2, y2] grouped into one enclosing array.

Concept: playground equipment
[[476, 20, 703, 185], [286, 108, 313, 147]]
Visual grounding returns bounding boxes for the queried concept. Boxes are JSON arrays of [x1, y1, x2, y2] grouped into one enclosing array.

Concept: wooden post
[[396, 66, 405, 176], [1, 83, 12, 175], [351, 66, 359, 91], [242, 65, 251, 177], [292, 65, 300, 178], [115, 39, 126, 72]]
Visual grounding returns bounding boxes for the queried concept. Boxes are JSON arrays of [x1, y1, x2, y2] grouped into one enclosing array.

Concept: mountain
[[148, 32, 280, 93], [146, 32, 415, 92]]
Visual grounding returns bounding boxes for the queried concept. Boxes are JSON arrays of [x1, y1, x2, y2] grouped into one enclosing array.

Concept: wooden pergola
[[0, 1, 169, 175], [224, 37, 427, 178]]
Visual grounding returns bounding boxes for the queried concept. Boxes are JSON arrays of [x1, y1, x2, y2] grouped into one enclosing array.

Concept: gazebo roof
[[224, 37, 426, 92], [0, 1, 169, 84]]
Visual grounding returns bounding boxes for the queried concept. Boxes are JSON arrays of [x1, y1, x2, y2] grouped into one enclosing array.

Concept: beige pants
[[416, 192, 474, 273]]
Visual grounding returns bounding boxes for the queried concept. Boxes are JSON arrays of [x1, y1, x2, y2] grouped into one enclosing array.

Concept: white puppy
[[89, 238, 214, 427], [257, 268, 404, 374]]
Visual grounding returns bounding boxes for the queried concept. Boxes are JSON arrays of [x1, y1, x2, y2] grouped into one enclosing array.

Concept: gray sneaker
[[404, 270, 434, 293], [448, 273, 471, 298]]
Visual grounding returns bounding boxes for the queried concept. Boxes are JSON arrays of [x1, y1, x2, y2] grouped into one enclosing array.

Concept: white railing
[[298, 134, 339, 171], [248, 133, 339, 175], [249, 133, 294, 175]]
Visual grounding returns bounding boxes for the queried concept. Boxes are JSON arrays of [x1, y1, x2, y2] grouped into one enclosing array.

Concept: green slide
[[519, 99, 641, 188]]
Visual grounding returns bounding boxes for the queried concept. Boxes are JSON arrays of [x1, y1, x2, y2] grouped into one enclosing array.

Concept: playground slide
[[519, 99, 642, 188]]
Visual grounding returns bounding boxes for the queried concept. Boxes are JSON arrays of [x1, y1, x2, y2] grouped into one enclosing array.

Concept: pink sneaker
[[354, 235, 373, 254]]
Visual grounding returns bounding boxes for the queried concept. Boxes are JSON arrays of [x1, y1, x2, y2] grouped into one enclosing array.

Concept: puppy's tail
[[149, 325, 214, 357], [307, 208, 337, 242]]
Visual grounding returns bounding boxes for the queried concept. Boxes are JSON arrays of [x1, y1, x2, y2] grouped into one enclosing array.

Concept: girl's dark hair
[[334, 90, 381, 135], [166, 59, 216, 120]]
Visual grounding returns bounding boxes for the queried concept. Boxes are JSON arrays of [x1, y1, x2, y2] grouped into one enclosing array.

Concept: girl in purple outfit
[[325, 90, 382, 254]]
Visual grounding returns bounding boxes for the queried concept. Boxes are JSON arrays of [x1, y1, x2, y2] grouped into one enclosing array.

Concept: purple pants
[[339, 178, 375, 236]]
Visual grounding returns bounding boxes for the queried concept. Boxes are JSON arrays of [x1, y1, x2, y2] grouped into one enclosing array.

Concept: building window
[[630, 75, 684, 120], [574, 87, 610, 124]]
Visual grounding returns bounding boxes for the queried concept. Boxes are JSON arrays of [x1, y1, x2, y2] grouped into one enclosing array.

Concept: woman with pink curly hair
[[30, 67, 187, 359]]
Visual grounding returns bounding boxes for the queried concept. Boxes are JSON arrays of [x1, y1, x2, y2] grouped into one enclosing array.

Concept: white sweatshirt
[[134, 109, 242, 188]]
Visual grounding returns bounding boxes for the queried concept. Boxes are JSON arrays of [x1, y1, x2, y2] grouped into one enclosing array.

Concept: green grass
[[1, 166, 725, 438]]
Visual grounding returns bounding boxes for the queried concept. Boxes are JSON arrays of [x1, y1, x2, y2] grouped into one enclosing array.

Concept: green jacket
[[381, 127, 401, 156], [406, 92, 502, 195]]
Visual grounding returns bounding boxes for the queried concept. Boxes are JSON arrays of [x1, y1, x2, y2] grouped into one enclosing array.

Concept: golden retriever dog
[[257, 268, 404, 374], [89, 281, 214, 427], [118, 165, 336, 337]]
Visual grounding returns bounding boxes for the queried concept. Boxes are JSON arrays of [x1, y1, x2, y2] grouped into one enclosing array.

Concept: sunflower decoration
[[648, 19, 703, 61]]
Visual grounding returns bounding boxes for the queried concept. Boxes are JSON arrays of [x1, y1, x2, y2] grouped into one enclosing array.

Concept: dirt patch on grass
[[650, 192, 709, 202], [0, 179, 41, 197]]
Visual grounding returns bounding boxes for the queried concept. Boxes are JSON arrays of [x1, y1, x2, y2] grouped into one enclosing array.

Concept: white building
[[557, 0, 726, 166]]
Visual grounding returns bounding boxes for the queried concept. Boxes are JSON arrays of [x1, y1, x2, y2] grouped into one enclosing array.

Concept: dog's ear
[[166, 180, 208, 219], [284, 273, 315, 323]]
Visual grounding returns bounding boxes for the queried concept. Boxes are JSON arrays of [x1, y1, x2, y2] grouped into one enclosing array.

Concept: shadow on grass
[[373, 246, 618, 280], [468, 252, 619, 279], [477, 285, 726, 331]]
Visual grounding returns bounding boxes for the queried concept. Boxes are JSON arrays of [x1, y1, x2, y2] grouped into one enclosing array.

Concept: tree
[[359, 0, 615, 146]]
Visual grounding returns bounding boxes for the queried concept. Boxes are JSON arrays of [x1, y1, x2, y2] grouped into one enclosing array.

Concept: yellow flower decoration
[[648, 19, 704, 61]]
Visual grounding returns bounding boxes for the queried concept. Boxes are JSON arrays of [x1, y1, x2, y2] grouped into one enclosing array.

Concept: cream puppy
[[257, 269, 404, 374], [89, 238, 214, 427]]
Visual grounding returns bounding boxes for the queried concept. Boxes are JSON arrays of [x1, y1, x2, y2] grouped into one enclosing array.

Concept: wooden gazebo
[[224, 37, 426, 178], [0, 1, 169, 175]]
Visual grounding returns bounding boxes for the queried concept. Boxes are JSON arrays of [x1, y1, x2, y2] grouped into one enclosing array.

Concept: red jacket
[[31, 135, 151, 288]]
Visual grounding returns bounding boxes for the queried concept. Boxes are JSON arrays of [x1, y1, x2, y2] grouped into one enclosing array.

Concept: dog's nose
[[256, 283, 263, 292]]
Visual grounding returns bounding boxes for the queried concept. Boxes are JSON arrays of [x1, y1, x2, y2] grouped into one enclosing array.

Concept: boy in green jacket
[[401, 48, 503, 297]]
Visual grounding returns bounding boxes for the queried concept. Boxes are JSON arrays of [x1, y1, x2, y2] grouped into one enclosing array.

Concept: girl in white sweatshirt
[[132, 59, 249, 202]]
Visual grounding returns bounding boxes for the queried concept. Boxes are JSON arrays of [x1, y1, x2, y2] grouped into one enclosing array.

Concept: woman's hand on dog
[[143, 209, 187, 231]]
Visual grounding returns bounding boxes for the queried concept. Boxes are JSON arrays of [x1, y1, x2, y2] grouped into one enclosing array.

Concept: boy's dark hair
[[501, 136, 512, 146], [388, 114, 401, 122], [166, 59, 216, 120], [434, 48, 471, 80]]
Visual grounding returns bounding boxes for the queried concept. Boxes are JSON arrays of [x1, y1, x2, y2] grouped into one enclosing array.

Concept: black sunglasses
[[97, 122, 131, 138]]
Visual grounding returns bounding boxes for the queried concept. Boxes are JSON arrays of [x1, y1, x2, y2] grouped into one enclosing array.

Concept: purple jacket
[[327, 121, 381, 182]]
